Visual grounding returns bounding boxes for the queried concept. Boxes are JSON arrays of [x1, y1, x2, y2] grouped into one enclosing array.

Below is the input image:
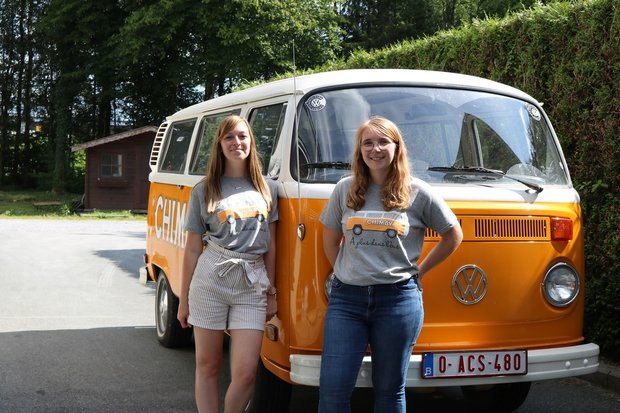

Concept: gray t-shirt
[[185, 176, 279, 255], [320, 176, 457, 286]]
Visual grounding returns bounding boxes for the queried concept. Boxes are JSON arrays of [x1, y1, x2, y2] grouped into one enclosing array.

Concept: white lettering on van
[[367, 219, 393, 226], [154, 195, 187, 247]]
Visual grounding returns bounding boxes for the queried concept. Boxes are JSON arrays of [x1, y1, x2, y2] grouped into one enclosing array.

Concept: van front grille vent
[[424, 217, 549, 241], [424, 219, 462, 239], [474, 217, 548, 240]]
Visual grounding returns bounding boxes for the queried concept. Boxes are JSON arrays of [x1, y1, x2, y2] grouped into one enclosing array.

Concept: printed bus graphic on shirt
[[217, 206, 267, 224], [345, 211, 407, 238]]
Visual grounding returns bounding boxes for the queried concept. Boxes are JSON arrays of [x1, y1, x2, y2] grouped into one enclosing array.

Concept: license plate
[[422, 350, 527, 378]]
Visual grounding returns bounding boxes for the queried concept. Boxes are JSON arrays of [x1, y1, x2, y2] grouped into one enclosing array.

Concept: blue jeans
[[318, 276, 424, 413]]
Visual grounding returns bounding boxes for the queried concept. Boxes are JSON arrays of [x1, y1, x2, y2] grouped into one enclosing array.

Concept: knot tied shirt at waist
[[208, 239, 270, 294]]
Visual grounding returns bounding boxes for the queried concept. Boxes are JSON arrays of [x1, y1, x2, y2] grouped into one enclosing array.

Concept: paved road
[[1, 219, 619, 412], [0, 219, 198, 412], [0, 219, 153, 332]]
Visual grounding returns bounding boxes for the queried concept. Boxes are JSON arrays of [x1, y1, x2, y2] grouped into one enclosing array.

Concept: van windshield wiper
[[427, 166, 543, 193], [303, 161, 351, 170]]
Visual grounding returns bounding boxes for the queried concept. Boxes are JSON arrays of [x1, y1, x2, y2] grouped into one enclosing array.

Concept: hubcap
[[158, 282, 168, 332]]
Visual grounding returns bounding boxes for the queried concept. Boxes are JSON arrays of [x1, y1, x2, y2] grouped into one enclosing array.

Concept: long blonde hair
[[203, 115, 272, 212], [347, 116, 412, 211]]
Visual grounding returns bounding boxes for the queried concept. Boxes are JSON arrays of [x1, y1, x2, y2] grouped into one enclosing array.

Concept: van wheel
[[246, 357, 292, 413], [461, 382, 531, 412], [155, 272, 193, 348]]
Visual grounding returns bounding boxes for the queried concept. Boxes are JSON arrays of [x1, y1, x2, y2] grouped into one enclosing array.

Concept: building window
[[101, 154, 123, 177]]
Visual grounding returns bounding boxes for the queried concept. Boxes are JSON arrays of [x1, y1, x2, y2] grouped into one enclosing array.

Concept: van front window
[[293, 87, 568, 187]]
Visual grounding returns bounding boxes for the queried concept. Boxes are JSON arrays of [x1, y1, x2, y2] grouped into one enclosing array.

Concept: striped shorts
[[188, 241, 268, 331]]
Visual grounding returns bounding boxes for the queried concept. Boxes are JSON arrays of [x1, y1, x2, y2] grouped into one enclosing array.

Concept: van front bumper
[[290, 343, 599, 387]]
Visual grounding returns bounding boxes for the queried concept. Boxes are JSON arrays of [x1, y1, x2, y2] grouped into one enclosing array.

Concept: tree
[[0, 0, 19, 186], [111, 0, 204, 126], [18, 0, 36, 185], [336, 0, 562, 53], [38, 0, 127, 192], [113, 0, 342, 125], [337, 0, 440, 54], [0, 0, 41, 186], [211, 0, 342, 86]]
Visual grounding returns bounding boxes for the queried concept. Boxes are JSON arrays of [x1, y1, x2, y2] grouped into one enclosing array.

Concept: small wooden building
[[71, 126, 157, 211]]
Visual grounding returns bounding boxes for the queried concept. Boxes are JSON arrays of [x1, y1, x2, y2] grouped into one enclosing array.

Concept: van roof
[[169, 69, 537, 119]]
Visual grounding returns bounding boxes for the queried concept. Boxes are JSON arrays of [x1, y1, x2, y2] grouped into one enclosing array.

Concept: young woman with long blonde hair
[[178, 115, 278, 413], [319, 116, 463, 412]]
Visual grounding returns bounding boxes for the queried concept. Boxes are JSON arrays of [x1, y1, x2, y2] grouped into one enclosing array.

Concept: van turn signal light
[[551, 217, 573, 241]]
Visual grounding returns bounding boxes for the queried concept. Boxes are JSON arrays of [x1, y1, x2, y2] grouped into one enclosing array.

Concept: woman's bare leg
[[194, 327, 225, 413], [223, 329, 264, 413]]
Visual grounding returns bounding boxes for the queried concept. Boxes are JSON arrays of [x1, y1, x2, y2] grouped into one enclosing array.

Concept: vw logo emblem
[[452, 265, 488, 305], [305, 94, 326, 111]]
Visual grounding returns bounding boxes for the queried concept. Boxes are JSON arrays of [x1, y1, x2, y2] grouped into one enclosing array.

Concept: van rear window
[[160, 119, 196, 173], [189, 111, 240, 175]]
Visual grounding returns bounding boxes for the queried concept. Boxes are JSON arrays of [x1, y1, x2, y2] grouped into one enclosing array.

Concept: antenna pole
[[292, 40, 305, 240]]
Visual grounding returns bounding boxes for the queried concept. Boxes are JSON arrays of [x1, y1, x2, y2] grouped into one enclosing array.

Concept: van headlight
[[324, 272, 336, 299], [542, 263, 580, 307]]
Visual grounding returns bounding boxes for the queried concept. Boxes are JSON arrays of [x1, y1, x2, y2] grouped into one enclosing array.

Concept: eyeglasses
[[361, 138, 396, 151]]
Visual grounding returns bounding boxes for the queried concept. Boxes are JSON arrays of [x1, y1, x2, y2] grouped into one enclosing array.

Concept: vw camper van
[[144, 69, 599, 411]]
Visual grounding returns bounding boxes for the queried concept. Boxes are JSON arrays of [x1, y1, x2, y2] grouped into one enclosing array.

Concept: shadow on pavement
[[0, 326, 196, 413], [2, 326, 617, 413]]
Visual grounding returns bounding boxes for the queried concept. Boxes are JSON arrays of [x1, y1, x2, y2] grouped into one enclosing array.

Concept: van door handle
[[297, 223, 305, 240], [176, 185, 184, 190]]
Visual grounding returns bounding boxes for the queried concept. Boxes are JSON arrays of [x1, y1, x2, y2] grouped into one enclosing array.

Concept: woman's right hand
[[177, 300, 192, 328]]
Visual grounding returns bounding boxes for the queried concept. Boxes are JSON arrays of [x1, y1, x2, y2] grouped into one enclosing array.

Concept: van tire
[[461, 382, 531, 412], [246, 357, 292, 413], [155, 272, 193, 348]]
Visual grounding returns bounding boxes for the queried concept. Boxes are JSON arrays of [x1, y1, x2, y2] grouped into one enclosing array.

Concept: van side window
[[189, 111, 240, 175], [249, 103, 286, 176], [160, 119, 196, 173], [294, 92, 362, 183]]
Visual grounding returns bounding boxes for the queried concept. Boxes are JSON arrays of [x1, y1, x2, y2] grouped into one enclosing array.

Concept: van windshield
[[294, 86, 568, 187]]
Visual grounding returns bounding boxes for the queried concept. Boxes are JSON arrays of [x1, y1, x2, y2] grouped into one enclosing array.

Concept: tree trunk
[[12, 4, 25, 183], [21, 0, 35, 184], [52, 76, 74, 194], [0, 0, 17, 185]]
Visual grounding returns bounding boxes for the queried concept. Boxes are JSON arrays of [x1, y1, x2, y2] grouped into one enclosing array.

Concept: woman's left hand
[[266, 295, 277, 321]]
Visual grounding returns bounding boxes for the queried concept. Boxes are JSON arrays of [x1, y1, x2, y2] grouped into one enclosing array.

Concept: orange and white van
[[144, 69, 599, 411]]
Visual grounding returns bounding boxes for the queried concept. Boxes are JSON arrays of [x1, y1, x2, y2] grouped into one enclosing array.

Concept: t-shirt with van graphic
[[346, 210, 407, 239], [217, 206, 267, 226], [185, 176, 278, 255], [320, 176, 457, 286]]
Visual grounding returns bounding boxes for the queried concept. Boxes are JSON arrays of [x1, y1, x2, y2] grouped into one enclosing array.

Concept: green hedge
[[323, 0, 620, 359]]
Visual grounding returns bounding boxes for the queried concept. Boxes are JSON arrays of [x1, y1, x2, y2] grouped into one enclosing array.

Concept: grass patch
[[0, 189, 145, 220]]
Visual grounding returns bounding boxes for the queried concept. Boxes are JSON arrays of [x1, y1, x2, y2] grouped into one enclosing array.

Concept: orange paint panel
[[146, 182, 192, 295], [146, 182, 586, 368], [271, 199, 585, 356]]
